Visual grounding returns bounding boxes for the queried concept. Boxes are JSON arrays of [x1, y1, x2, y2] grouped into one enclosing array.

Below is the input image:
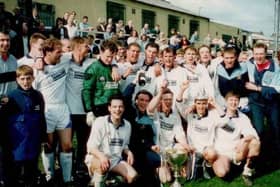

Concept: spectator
[[62, 11, 70, 25], [138, 34, 149, 52], [125, 20, 134, 36], [203, 33, 211, 46], [113, 40, 126, 64], [155, 32, 168, 51], [104, 24, 113, 40], [79, 16, 93, 37], [1, 65, 46, 187], [190, 31, 199, 45], [65, 14, 78, 39], [140, 23, 150, 36], [180, 35, 190, 50], [11, 21, 31, 59], [30, 7, 40, 33], [106, 18, 116, 34], [0, 2, 14, 29], [169, 28, 180, 50], [95, 17, 106, 40], [116, 20, 125, 34], [86, 34, 100, 58], [52, 17, 69, 39], [127, 30, 139, 45]]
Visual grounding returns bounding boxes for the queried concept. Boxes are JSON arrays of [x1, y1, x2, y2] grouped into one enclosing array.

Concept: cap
[[195, 89, 208, 100]]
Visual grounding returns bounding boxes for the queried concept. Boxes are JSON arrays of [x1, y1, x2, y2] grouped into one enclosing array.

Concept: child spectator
[[1, 65, 46, 186]]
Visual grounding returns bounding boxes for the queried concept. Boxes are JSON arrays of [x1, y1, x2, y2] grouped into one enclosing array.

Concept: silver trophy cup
[[166, 148, 188, 187]]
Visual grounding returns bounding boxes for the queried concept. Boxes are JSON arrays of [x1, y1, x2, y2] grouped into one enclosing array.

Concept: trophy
[[166, 148, 188, 187]]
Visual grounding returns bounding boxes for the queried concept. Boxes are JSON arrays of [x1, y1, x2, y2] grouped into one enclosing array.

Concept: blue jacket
[[213, 61, 249, 107], [3, 86, 46, 161], [246, 58, 280, 104]]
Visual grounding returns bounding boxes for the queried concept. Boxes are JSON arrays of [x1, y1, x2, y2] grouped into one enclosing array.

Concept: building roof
[[136, 0, 209, 20]]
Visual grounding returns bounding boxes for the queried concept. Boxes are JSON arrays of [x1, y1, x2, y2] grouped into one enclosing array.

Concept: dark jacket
[[2, 86, 46, 161]]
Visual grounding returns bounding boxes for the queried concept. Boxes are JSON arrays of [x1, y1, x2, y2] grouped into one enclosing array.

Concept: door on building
[[142, 9, 155, 29], [107, 2, 125, 25], [168, 15, 179, 37], [189, 20, 199, 39]]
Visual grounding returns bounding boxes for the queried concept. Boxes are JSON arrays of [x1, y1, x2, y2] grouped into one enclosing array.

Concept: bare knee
[[126, 172, 137, 184], [212, 156, 230, 178], [213, 167, 229, 178], [248, 138, 261, 157], [61, 142, 73, 152], [203, 147, 217, 163]]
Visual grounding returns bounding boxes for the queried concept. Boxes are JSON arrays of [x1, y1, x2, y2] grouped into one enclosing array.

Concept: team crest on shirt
[[187, 75, 199, 82], [194, 125, 208, 133], [167, 80, 177, 86], [99, 76, 105, 81], [221, 123, 235, 133], [109, 138, 123, 146], [34, 105, 40, 111]]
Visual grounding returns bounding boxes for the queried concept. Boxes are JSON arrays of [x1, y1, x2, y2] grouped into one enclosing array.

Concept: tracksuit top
[[4, 87, 46, 161]]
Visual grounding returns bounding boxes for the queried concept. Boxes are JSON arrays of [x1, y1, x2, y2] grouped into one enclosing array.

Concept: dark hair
[[162, 88, 173, 96], [108, 94, 125, 106], [100, 40, 118, 53], [42, 38, 62, 55], [162, 47, 175, 55], [135, 90, 153, 102], [223, 47, 237, 56], [55, 17, 64, 25], [253, 42, 267, 53], [145, 42, 159, 52]]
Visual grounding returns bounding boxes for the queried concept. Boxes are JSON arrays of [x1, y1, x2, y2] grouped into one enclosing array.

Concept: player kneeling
[[85, 95, 137, 187], [208, 91, 261, 186]]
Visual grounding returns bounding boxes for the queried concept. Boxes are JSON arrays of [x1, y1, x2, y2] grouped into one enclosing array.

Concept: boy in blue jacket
[[1, 65, 46, 187]]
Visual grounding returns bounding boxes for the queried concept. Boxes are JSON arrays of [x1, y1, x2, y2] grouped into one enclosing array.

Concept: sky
[[170, 0, 276, 36]]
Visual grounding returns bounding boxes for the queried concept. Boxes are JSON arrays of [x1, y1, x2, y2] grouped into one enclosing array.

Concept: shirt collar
[[107, 115, 125, 129], [193, 110, 208, 120], [26, 53, 33, 59], [222, 109, 239, 119]]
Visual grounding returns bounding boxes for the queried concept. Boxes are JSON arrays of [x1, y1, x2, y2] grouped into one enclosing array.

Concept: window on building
[[107, 1, 125, 24], [189, 20, 199, 38], [168, 15, 180, 37], [32, 2, 55, 27], [142, 10, 155, 29], [222, 34, 232, 43]]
